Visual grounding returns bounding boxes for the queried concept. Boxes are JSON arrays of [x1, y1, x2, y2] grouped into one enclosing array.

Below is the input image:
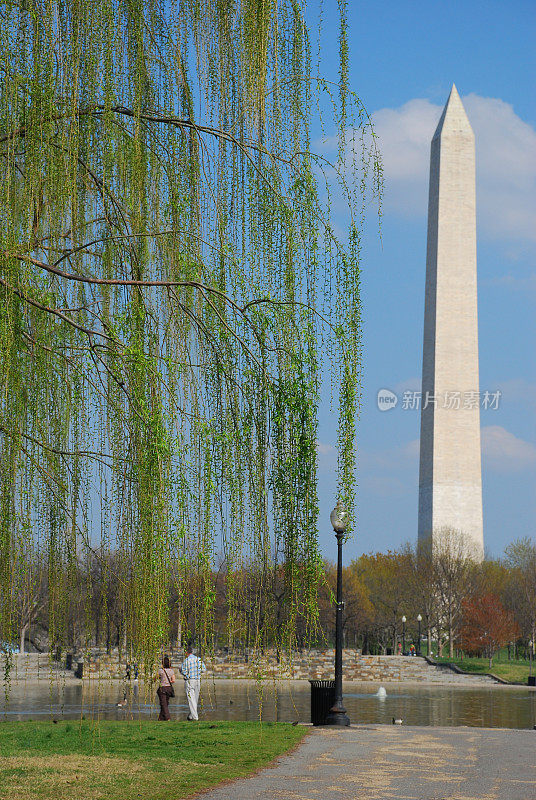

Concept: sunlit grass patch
[[0, 720, 308, 800], [435, 656, 532, 684]]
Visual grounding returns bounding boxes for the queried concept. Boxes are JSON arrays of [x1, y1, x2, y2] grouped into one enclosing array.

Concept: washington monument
[[418, 84, 484, 560]]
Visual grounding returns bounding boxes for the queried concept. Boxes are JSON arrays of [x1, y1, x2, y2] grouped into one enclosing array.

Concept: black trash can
[[74, 661, 84, 679], [65, 653, 73, 670], [528, 676, 535, 687], [309, 679, 335, 725]]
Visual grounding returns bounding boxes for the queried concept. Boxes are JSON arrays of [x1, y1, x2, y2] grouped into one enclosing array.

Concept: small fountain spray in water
[[376, 686, 387, 698]]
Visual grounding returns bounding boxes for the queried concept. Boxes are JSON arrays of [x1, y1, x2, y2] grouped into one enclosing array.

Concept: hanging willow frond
[[0, 0, 381, 674]]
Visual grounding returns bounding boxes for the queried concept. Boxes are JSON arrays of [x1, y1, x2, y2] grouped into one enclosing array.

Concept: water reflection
[[1, 680, 535, 729]]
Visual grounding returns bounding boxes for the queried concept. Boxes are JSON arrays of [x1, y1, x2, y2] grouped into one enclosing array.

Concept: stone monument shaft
[[418, 84, 484, 559]]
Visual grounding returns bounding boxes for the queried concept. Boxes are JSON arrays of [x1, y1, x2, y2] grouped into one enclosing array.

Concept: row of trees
[[10, 530, 535, 667], [327, 531, 535, 664]]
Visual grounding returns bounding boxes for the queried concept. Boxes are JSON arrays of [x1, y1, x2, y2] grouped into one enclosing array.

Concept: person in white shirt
[[179, 644, 206, 721]]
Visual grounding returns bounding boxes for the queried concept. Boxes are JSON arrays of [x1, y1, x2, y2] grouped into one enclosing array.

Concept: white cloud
[[487, 272, 536, 294], [316, 440, 336, 456], [368, 94, 536, 242], [369, 98, 438, 217], [359, 426, 535, 490], [316, 440, 337, 475], [401, 438, 420, 459], [481, 425, 536, 471]]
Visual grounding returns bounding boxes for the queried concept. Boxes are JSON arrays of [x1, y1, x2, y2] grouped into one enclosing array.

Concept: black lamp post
[[417, 614, 422, 656], [401, 615, 406, 655], [325, 502, 350, 727]]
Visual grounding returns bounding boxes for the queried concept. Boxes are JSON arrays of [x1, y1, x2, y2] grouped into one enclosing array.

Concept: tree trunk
[[176, 616, 182, 650], [20, 622, 29, 654], [427, 627, 432, 656], [437, 630, 444, 657]]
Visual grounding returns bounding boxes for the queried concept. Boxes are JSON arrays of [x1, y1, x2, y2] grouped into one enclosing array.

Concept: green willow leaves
[[0, 0, 381, 672]]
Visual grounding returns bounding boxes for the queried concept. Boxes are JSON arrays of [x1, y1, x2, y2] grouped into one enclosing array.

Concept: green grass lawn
[[434, 656, 533, 684], [0, 719, 308, 800]]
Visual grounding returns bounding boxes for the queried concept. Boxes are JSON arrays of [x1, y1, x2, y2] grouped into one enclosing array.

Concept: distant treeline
[[7, 530, 535, 665]]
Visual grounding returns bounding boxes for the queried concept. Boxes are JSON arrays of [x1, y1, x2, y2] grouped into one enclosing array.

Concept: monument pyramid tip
[[433, 84, 472, 138]]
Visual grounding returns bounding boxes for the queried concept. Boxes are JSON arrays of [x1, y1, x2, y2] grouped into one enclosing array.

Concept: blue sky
[[310, 0, 536, 560]]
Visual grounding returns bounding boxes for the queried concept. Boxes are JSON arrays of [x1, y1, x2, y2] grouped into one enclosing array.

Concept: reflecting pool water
[[2, 680, 535, 729]]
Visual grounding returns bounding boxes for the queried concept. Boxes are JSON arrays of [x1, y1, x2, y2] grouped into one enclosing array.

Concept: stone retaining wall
[[72, 649, 434, 682], [4, 650, 497, 685]]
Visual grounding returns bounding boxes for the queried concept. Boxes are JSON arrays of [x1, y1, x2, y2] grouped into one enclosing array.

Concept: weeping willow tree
[[0, 0, 381, 674]]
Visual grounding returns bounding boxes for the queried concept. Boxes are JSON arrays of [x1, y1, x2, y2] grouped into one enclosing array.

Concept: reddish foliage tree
[[461, 593, 520, 668]]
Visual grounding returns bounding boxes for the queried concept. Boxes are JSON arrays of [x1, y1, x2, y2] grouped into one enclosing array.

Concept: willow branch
[[0, 276, 118, 343], [0, 424, 116, 469]]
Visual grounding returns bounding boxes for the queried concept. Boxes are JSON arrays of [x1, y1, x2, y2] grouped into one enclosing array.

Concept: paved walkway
[[197, 725, 536, 800]]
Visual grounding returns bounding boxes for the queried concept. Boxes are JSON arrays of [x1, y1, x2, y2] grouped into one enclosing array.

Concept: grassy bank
[[0, 719, 308, 800], [434, 656, 532, 684]]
